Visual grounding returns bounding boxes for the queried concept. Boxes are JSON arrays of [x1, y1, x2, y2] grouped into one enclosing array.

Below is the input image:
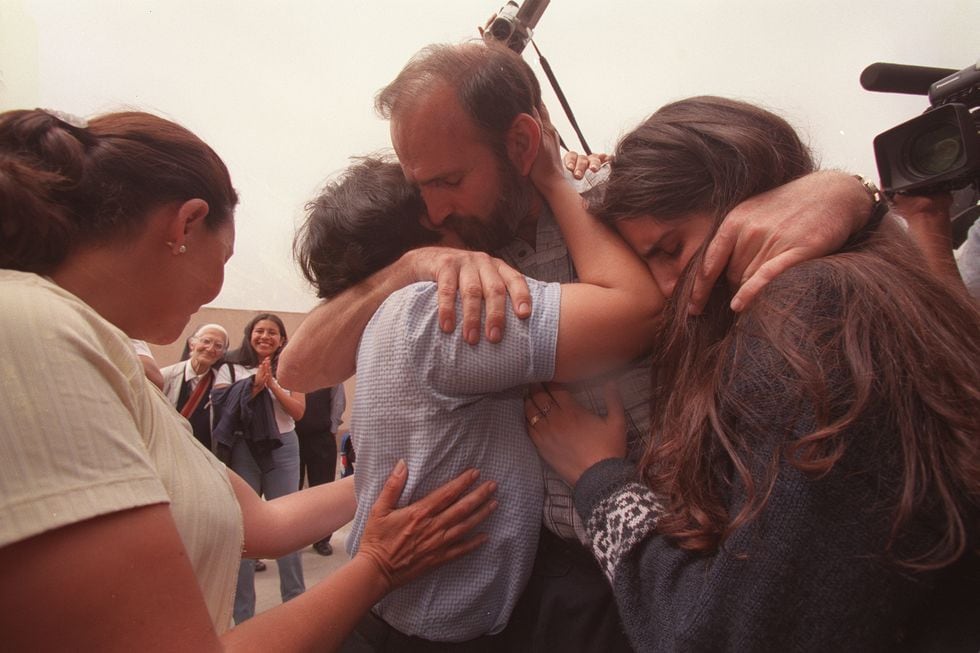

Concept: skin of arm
[[138, 354, 165, 390], [0, 463, 496, 652], [268, 378, 305, 421], [221, 361, 306, 421], [530, 110, 663, 381]]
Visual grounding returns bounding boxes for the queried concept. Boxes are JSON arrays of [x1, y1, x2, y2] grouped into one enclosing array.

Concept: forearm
[[235, 474, 357, 558], [270, 382, 305, 421], [538, 176, 663, 379], [279, 254, 419, 391], [540, 174, 655, 295], [221, 554, 388, 652]]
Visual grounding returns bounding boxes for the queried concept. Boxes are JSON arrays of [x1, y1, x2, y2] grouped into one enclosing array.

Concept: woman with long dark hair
[[526, 96, 980, 651], [217, 312, 307, 623]]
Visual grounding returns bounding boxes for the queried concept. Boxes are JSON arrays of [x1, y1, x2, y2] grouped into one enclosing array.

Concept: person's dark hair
[[601, 96, 980, 570], [375, 41, 542, 156], [0, 109, 238, 274], [294, 157, 439, 299], [596, 95, 814, 224], [226, 313, 288, 372]]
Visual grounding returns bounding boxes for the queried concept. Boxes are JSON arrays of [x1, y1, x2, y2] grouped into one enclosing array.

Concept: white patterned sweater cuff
[[586, 482, 662, 583]]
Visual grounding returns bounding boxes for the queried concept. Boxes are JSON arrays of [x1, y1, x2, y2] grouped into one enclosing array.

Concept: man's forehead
[[392, 110, 487, 185]]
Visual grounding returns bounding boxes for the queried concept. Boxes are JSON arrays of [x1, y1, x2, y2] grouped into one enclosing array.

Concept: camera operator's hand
[[563, 151, 610, 180], [692, 171, 873, 314], [409, 247, 532, 346], [890, 191, 966, 290]]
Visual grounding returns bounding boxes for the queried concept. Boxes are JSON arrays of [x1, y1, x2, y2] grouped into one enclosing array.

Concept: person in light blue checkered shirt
[[293, 134, 662, 646]]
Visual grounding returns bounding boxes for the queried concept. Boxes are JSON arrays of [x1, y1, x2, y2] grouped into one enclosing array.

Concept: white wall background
[[1, 0, 976, 313]]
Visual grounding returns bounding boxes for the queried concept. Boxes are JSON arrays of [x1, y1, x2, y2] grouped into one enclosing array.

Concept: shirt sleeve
[[0, 277, 170, 547], [368, 279, 560, 396]]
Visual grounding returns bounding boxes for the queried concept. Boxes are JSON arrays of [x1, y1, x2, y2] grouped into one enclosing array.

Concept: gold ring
[[540, 402, 553, 416]]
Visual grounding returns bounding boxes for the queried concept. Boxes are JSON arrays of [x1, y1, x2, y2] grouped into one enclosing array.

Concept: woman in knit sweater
[[527, 96, 980, 652]]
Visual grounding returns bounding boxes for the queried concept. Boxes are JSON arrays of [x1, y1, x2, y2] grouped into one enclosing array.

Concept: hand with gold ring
[[524, 381, 627, 487], [525, 393, 555, 429]]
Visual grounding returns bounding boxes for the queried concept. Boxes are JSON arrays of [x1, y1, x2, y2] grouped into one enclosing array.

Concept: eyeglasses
[[194, 336, 226, 352]]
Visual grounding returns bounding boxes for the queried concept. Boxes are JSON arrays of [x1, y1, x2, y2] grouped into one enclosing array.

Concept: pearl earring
[[178, 245, 187, 254]]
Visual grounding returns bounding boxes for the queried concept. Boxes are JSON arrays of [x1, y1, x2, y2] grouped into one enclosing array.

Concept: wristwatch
[[855, 175, 889, 226]]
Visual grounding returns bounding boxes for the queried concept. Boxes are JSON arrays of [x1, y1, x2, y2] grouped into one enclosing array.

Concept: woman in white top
[[216, 312, 308, 623], [0, 107, 497, 651]]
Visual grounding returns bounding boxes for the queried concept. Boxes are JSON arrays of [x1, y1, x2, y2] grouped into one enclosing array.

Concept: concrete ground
[[253, 521, 354, 615]]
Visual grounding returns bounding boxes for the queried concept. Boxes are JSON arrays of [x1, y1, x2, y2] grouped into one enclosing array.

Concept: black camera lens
[[908, 123, 963, 176], [489, 17, 515, 41]]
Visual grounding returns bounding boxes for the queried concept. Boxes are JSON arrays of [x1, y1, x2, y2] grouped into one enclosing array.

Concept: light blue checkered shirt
[[495, 197, 653, 544], [346, 279, 560, 641]]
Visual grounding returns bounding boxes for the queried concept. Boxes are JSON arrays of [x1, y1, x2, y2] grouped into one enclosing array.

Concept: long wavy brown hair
[[596, 96, 980, 569]]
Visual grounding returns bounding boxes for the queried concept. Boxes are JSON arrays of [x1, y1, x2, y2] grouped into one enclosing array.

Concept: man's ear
[[505, 113, 541, 176]]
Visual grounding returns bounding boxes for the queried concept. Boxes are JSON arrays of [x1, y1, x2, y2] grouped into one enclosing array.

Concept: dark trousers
[[340, 610, 503, 653], [493, 526, 635, 652], [297, 428, 337, 542], [297, 428, 337, 489]]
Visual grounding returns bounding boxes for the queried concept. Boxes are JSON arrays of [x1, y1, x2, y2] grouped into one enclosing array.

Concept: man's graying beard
[[444, 159, 534, 253]]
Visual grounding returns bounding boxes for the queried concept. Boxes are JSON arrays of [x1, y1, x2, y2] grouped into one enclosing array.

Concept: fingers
[[690, 221, 738, 315], [524, 382, 572, 428], [562, 151, 579, 174], [457, 260, 485, 346], [561, 151, 608, 180], [501, 263, 532, 321], [729, 249, 805, 312], [411, 468, 484, 517], [435, 480, 498, 539], [373, 459, 409, 515], [435, 256, 461, 334], [427, 249, 530, 344], [478, 262, 508, 344]]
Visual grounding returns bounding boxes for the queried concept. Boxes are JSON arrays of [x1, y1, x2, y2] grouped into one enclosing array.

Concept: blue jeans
[[231, 431, 306, 624]]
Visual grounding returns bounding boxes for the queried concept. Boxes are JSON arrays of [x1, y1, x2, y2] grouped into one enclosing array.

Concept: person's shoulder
[[0, 269, 133, 357], [371, 281, 439, 325], [159, 360, 185, 379], [1, 270, 76, 322]]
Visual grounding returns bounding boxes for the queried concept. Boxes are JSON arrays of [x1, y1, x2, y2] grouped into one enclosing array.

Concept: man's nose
[[420, 188, 452, 226]]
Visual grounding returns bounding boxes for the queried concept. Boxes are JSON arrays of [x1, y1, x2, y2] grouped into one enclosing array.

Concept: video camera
[[482, 0, 549, 55], [861, 61, 980, 195]]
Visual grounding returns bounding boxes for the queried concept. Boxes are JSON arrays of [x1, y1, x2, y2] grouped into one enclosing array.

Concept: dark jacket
[[211, 377, 281, 472]]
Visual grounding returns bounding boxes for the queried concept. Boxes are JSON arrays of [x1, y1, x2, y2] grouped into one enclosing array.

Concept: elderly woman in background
[[161, 323, 230, 450], [0, 108, 496, 652]]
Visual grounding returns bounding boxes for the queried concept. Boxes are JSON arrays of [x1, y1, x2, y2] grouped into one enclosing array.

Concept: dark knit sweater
[[574, 264, 980, 652]]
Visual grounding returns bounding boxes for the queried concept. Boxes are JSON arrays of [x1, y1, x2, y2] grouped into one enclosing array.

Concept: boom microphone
[[860, 62, 957, 96]]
